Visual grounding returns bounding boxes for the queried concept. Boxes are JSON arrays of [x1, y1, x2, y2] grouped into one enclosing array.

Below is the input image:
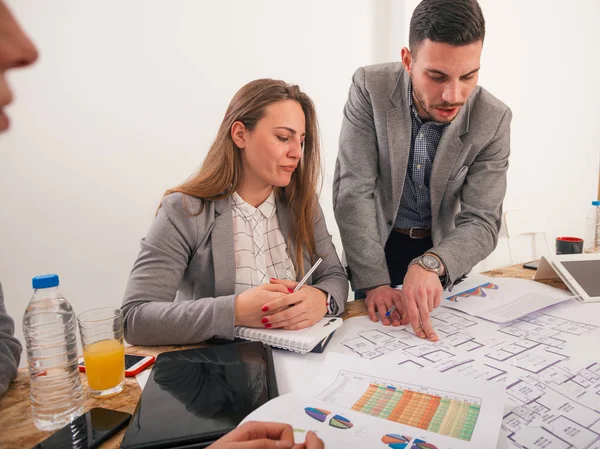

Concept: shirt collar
[[232, 190, 276, 220]]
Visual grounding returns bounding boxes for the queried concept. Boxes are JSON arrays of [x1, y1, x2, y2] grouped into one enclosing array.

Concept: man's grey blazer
[[333, 63, 511, 290], [122, 193, 348, 346]]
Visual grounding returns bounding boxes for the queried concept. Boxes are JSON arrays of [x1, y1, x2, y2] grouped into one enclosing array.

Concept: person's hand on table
[[260, 279, 327, 330], [207, 422, 324, 449], [294, 430, 324, 449], [401, 264, 442, 341], [365, 286, 409, 326], [235, 284, 289, 328]]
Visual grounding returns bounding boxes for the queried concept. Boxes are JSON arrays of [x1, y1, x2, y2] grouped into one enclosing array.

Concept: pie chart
[[328, 414, 354, 429], [410, 438, 438, 449], [381, 433, 411, 448], [304, 407, 330, 423]]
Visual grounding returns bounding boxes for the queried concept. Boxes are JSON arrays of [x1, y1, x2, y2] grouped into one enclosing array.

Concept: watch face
[[422, 255, 440, 270]]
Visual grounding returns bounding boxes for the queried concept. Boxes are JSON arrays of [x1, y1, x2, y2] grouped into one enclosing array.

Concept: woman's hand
[[260, 279, 327, 330], [235, 284, 289, 328]]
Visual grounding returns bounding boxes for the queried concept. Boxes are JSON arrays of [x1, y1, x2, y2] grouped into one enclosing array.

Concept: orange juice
[[82, 339, 125, 391]]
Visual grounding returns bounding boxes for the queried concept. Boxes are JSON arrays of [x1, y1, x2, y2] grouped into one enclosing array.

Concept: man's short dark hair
[[409, 0, 485, 55]]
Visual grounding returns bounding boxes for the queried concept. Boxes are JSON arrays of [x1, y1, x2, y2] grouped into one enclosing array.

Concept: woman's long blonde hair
[[164, 79, 322, 276]]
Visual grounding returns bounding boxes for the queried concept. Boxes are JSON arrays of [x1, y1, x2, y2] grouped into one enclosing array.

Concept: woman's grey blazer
[[121, 193, 348, 346]]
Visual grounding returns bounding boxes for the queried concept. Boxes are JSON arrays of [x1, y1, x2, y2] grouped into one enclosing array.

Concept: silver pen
[[293, 257, 323, 292]]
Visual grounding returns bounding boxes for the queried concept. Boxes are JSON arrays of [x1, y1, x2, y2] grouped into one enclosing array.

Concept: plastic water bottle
[[23, 274, 85, 431], [585, 201, 600, 251]]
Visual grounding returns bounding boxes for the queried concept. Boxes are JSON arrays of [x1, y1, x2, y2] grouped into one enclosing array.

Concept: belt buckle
[[409, 227, 426, 239]]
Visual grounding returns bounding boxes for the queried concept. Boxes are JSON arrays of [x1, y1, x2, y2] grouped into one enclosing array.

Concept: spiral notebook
[[234, 317, 343, 354]]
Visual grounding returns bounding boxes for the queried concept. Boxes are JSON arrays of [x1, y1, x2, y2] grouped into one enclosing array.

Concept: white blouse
[[231, 191, 296, 294]]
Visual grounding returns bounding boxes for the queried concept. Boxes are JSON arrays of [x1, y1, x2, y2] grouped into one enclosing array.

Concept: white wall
[[0, 0, 381, 365], [1, 1, 599, 365]]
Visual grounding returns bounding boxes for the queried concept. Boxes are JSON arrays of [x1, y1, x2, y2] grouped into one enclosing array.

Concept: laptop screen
[[561, 260, 600, 297], [121, 342, 277, 449]]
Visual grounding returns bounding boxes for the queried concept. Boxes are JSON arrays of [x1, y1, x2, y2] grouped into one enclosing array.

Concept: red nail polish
[[265, 323, 272, 328], [261, 306, 269, 312], [261, 317, 268, 324], [270, 278, 276, 281], [287, 288, 294, 293]]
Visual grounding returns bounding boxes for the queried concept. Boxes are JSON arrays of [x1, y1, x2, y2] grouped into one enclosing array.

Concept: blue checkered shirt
[[394, 83, 449, 229]]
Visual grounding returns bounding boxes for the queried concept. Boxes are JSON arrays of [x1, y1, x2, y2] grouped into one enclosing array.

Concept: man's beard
[[411, 79, 463, 124]]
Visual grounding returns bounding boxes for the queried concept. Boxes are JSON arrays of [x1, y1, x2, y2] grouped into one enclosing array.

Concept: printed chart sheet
[[441, 275, 573, 323], [243, 353, 505, 449]]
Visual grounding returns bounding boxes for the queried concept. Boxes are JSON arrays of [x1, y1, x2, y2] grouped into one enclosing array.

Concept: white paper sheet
[[244, 353, 505, 449], [314, 353, 505, 448], [135, 369, 150, 390], [244, 393, 477, 449], [441, 275, 575, 323], [330, 310, 600, 379]]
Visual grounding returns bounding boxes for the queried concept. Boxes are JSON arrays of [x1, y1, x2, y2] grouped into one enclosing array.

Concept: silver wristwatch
[[409, 253, 443, 276]]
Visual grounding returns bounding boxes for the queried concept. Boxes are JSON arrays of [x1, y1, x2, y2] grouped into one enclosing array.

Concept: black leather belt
[[392, 227, 432, 239]]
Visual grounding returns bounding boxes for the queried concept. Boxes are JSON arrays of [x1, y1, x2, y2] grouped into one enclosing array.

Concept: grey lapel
[[211, 197, 236, 296], [387, 70, 413, 209], [429, 90, 473, 222]]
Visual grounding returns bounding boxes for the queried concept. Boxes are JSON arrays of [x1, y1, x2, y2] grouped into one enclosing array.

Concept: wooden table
[[0, 264, 564, 449]]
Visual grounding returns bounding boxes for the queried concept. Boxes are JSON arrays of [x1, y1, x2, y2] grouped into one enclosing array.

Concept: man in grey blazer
[[333, 0, 511, 341], [0, 0, 38, 396]]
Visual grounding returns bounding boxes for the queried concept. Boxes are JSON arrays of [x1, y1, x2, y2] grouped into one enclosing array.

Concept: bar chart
[[351, 382, 480, 441]]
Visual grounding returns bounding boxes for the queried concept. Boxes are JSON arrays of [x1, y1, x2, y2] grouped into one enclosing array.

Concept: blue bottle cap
[[593, 201, 600, 206], [32, 274, 60, 289]]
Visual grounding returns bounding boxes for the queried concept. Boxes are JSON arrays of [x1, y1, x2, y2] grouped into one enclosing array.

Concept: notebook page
[[235, 317, 342, 353]]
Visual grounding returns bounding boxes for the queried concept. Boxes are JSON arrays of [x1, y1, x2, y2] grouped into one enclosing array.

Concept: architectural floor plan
[[330, 309, 600, 448]]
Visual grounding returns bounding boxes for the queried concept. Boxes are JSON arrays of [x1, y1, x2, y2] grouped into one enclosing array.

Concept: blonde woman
[[122, 79, 348, 345]]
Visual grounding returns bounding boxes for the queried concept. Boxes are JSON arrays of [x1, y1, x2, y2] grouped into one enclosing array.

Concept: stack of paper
[[441, 275, 574, 322]]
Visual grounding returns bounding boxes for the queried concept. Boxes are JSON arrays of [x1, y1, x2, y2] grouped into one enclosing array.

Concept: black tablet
[[120, 341, 278, 449]]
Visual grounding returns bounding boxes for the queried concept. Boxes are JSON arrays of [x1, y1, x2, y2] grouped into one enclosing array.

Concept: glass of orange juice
[[77, 308, 125, 398]]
